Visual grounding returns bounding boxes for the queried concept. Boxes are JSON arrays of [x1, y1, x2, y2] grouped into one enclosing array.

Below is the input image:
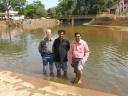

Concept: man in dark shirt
[[53, 30, 70, 77]]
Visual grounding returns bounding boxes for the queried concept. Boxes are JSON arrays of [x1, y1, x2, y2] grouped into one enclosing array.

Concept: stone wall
[[0, 19, 60, 30], [23, 19, 60, 30]]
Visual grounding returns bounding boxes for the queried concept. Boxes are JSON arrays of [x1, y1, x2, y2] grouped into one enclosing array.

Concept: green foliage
[[0, 0, 47, 19], [55, 0, 118, 16], [47, 7, 57, 18], [0, 3, 5, 12], [23, 1, 47, 18], [0, 0, 119, 18], [0, 0, 26, 11], [56, 0, 77, 17], [0, 0, 26, 19]]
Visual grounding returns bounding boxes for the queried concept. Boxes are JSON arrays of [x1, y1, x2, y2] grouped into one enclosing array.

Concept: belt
[[73, 58, 82, 61], [43, 52, 53, 54]]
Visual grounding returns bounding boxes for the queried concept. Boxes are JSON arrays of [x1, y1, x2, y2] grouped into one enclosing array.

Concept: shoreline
[[83, 24, 128, 31], [0, 69, 117, 96], [0, 19, 59, 30]]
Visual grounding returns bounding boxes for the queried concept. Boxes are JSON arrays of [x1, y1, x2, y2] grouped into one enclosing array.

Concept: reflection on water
[[0, 25, 128, 96]]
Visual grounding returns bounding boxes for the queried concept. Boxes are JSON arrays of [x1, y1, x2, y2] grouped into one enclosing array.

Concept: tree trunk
[[7, 9, 9, 19]]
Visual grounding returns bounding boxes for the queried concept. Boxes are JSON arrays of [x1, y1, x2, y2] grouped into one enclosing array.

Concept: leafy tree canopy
[[23, 1, 47, 18], [56, 0, 118, 16], [0, 0, 26, 12]]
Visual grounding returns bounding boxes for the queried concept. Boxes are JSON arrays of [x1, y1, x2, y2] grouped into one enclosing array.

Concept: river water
[[0, 25, 128, 96]]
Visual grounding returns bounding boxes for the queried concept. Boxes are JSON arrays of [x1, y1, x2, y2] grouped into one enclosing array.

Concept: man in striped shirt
[[68, 32, 89, 83]]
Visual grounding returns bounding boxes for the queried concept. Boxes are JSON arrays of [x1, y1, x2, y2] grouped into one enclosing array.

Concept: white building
[[5, 11, 24, 20], [0, 11, 24, 20]]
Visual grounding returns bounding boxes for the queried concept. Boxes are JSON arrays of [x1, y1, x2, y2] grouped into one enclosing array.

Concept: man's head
[[58, 29, 65, 40], [46, 29, 52, 39], [74, 32, 81, 42]]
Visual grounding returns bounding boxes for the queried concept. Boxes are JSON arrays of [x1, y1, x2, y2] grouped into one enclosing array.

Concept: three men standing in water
[[38, 29, 89, 84]]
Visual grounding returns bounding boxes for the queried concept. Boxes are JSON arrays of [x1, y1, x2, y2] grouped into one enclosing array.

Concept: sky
[[28, 0, 59, 9]]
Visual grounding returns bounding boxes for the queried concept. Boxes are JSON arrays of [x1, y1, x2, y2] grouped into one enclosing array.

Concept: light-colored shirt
[[38, 37, 54, 54], [68, 39, 89, 64]]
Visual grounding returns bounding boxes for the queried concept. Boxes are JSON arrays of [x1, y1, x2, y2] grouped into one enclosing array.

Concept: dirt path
[[0, 69, 118, 96]]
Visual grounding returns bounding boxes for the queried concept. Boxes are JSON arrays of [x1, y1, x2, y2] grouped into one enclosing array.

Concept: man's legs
[[72, 58, 82, 83], [62, 62, 68, 76], [55, 62, 61, 77], [42, 56, 48, 74], [75, 69, 81, 83], [75, 61, 84, 83], [49, 54, 54, 75], [76, 61, 84, 83]]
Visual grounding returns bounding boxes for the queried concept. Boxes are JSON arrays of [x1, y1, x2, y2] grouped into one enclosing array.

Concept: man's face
[[75, 34, 81, 42], [59, 32, 64, 40], [46, 29, 52, 39]]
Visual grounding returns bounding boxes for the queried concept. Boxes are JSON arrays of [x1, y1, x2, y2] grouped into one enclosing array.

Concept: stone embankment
[[0, 19, 60, 30], [0, 70, 117, 96], [23, 19, 60, 30]]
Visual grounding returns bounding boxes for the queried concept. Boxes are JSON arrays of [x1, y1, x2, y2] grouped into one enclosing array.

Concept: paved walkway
[[0, 70, 117, 96]]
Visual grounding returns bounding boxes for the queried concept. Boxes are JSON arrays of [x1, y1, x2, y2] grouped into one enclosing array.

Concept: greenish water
[[0, 25, 128, 96]]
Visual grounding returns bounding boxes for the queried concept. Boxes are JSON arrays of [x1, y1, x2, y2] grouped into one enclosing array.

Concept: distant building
[[6, 11, 24, 20], [108, 0, 128, 15], [0, 11, 24, 20], [0, 13, 6, 20]]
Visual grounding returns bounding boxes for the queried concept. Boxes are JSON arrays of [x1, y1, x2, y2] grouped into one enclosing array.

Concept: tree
[[56, 0, 118, 16], [0, 0, 26, 18], [56, 0, 77, 17], [23, 1, 47, 18], [47, 7, 57, 18], [0, 3, 5, 12]]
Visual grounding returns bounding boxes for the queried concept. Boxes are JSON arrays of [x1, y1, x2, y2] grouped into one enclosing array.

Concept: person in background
[[68, 32, 89, 83], [53, 29, 70, 77], [38, 29, 54, 76]]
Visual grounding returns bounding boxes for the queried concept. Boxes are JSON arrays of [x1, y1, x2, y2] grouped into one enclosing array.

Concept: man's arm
[[67, 40, 70, 51], [68, 43, 73, 64], [38, 40, 45, 56], [52, 39, 56, 53], [82, 41, 89, 63], [38, 41, 42, 55]]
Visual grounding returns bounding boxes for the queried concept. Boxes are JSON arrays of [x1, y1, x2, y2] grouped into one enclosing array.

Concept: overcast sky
[[28, 0, 59, 9]]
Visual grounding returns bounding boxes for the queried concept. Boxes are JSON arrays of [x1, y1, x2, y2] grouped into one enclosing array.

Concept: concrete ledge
[[0, 70, 117, 96]]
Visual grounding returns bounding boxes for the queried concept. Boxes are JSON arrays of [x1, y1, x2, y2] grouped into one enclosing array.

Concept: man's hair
[[74, 32, 81, 37], [58, 29, 65, 34], [46, 29, 52, 33]]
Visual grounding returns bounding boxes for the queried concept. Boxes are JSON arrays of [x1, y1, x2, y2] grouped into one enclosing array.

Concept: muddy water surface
[[0, 25, 128, 96]]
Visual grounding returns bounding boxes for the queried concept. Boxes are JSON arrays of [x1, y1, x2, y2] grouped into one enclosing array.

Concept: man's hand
[[81, 60, 85, 65], [41, 53, 44, 57], [71, 63, 74, 67]]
